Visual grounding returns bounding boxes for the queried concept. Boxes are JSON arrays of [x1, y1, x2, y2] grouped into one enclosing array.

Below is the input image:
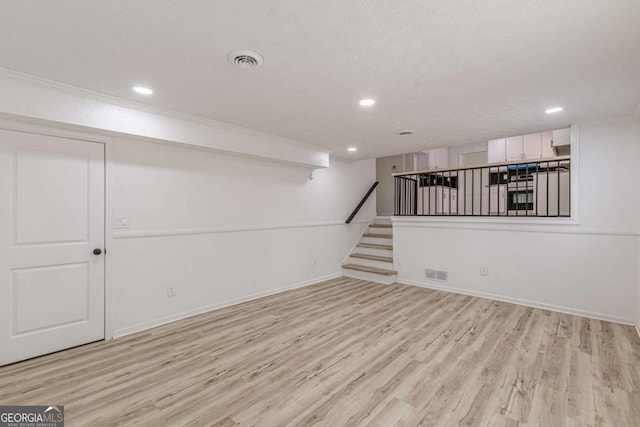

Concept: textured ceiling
[[1, 1, 639, 159]]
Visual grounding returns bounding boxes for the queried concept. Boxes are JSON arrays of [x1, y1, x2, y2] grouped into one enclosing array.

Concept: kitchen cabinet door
[[489, 185, 507, 215], [424, 186, 457, 215], [535, 170, 570, 216], [428, 147, 449, 169], [488, 138, 506, 163], [506, 136, 524, 161], [540, 131, 554, 158], [523, 133, 541, 159], [552, 128, 571, 147], [442, 187, 458, 215]]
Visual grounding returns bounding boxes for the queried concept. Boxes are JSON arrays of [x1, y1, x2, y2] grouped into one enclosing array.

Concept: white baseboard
[[112, 272, 343, 338], [397, 278, 635, 326]]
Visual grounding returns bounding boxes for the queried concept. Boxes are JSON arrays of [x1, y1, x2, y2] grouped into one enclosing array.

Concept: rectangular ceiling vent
[[425, 269, 448, 282]]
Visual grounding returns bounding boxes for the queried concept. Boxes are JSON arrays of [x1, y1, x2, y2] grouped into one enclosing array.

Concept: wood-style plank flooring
[[1, 277, 639, 426]]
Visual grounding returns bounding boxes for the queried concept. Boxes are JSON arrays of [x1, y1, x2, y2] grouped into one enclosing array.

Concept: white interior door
[[0, 128, 105, 366]]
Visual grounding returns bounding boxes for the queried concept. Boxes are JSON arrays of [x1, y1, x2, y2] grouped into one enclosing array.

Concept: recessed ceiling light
[[359, 98, 375, 107], [545, 107, 563, 114], [133, 86, 153, 95], [348, 147, 357, 152]]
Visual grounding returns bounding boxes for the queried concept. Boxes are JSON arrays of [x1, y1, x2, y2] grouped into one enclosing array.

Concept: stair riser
[[356, 246, 393, 257], [343, 269, 396, 285], [361, 236, 393, 246], [374, 217, 392, 225], [367, 226, 392, 235], [347, 257, 393, 270]]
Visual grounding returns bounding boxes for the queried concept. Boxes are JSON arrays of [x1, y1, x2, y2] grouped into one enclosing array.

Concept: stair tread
[[357, 243, 393, 250], [363, 233, 392, 238], [370, 224, 392, 228], [350, 253, 393, 262], [342, 263, 397, 276]]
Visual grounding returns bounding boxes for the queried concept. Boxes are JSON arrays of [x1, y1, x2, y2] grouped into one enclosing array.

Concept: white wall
[[394, 116, 640, 324], [376, 154, 405, 217], [108, 138, 376, 336]]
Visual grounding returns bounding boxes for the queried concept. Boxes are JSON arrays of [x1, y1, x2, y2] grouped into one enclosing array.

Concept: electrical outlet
[[114, 216, 129, 229], [167, 286, 177, 297], [312, 259, 317, 268], [480, 266, 489, 276]]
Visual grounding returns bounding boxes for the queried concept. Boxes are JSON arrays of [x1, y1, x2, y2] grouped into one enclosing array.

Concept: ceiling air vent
[[227, 50, 264, 69]]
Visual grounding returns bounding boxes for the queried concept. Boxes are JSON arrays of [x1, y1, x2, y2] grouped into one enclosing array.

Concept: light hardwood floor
[[1, 277, 639, 426]]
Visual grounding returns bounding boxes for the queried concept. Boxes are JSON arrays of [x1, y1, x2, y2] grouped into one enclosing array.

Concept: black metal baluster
[[436, 174, 439, 216], [413, 175, 418, 215], [546, 161, 549, 217], [534, 163, 540, 216], [488, 167, 492, 216], [400, 177, 403, 215], [557, 161, 560, 217], [421, 174, 424, 216], [394, 177, 397, 216], [426, 174, 430, 215], [464, 170, 467, 215], [515, 164, 519, 216], [405, 177, 408, 216], [525, 163, 529, 216], [480, 167, 483, 216], [448, 170, 452, 215], [471, 168, 475, 215], [567, 161, 571, 217]]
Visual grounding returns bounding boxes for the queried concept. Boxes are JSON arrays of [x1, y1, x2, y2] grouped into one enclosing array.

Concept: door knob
[[93, 248, 103, 255]]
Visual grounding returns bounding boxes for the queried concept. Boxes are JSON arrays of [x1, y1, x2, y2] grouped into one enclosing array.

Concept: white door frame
[[0, 118, 115, 341]]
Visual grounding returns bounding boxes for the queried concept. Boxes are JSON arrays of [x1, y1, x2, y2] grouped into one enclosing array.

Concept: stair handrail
[[346, 182, 379, 224]]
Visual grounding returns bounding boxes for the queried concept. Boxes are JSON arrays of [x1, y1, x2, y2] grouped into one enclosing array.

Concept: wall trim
[[391, 216, 580, 227], [112, 220, 370, 240], [392, 218, 638, 237], [113, 272, 343, 338], [397, 278, 635, 326], [0, 119, 111, 144]]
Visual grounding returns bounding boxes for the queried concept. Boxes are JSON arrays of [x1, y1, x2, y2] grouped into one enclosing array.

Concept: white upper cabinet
[[552, 128, 571, 147], [506, 135, 524, 161], [488, 138, 506, 164], [427, 147, 449, 169], [498, 131, 560, 162], [414, 151, 429, 170], [540, 131, 554, 157], [523, 133, 542, 159]]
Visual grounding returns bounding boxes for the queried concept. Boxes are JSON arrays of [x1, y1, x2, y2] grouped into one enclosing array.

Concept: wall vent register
[[425, 269, 448, 282]]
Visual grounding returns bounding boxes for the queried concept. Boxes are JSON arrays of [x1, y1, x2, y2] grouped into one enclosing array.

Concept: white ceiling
[[1, 1, 639, 159]]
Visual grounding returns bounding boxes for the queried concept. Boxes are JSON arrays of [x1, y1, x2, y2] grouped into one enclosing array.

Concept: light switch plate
[[114, 216, 129, 229]]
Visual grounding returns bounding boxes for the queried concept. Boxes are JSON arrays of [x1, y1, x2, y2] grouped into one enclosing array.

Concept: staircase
[[342, 217, 397, 284]]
